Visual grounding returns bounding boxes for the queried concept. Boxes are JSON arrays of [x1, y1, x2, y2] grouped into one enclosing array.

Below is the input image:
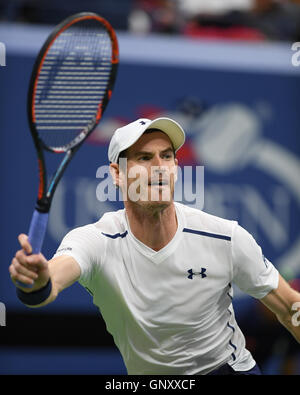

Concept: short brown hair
[[117, 128, 176, 164]]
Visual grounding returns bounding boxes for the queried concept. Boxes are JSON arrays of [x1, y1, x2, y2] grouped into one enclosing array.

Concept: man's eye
[[139, 156, 150, 161]]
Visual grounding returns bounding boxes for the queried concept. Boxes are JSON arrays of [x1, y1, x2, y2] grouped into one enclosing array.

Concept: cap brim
[[146, 117, 185, 152]]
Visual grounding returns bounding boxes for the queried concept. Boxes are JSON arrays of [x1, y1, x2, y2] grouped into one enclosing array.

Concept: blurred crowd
[[130, 0, 300, 41], [0, 0, 299, 42]]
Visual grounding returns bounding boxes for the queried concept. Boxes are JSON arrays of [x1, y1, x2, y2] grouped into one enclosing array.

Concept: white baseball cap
[[108, 117, 185, 163]]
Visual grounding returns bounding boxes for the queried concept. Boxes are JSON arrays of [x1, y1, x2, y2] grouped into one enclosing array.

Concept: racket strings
[[34, 19, 112, 150]]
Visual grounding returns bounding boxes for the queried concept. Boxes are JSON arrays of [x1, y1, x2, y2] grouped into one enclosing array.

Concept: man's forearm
[[277, 305, 300, 343]]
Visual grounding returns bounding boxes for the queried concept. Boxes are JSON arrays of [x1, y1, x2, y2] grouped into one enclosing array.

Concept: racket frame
[[27, 12, 119, 214]]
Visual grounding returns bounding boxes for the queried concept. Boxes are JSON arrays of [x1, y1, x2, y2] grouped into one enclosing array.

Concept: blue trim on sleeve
[[182, 228, 231, 241], [101, 230, 128, 239]]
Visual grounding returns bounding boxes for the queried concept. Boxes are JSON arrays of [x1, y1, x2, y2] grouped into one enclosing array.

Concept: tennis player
[[10, 117, 300, 375]]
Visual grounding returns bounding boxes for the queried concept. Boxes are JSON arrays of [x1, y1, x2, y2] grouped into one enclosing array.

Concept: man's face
[[118, 131, 178, 208]]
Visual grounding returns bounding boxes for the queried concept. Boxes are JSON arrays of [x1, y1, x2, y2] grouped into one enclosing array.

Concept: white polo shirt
[[54, 202, 279, 375]]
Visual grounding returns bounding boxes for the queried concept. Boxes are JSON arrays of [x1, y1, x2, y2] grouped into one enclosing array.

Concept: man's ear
[[109, 163, 120, 188]]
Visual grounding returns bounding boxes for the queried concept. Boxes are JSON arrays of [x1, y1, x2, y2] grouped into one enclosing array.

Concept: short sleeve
[[53, 224, 105, 285], [231, 224, 279, 299]]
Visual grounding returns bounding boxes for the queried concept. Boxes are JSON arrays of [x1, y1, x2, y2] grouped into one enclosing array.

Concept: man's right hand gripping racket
[[16, 12, 119, 288]]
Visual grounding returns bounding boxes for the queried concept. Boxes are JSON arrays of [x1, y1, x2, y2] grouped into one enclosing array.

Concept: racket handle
[[28, 210, 49, 254], [16, 210, 49, 289]]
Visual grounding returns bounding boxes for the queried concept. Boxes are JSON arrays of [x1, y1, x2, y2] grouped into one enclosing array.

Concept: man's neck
[[125, 202, 178, 251]]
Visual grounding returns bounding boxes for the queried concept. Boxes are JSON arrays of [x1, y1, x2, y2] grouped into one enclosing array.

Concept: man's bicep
[[48, 255, 81, 294]]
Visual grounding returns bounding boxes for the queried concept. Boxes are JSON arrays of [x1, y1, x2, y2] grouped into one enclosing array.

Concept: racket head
[[27, 12, 119, 205]]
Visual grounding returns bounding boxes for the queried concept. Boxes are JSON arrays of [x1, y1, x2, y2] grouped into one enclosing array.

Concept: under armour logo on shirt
[[187, 268, 207, 280]]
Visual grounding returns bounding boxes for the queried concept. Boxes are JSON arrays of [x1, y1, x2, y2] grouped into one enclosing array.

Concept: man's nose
[[151, 164, 168, 181], [151, 154, 163, 167]]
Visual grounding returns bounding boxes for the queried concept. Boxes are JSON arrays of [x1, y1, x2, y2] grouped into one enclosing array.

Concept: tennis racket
[[17, 12, 119, 288]]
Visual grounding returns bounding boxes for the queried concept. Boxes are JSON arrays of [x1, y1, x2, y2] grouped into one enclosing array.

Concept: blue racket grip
[[28, 210, 49, 255], [16, 210, 49, 289]]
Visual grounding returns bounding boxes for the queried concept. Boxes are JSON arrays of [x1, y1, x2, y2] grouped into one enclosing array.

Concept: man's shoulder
[[67, 207, 126, 238], [176, 202, 237, 238], [93, 207, 127, 235]]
